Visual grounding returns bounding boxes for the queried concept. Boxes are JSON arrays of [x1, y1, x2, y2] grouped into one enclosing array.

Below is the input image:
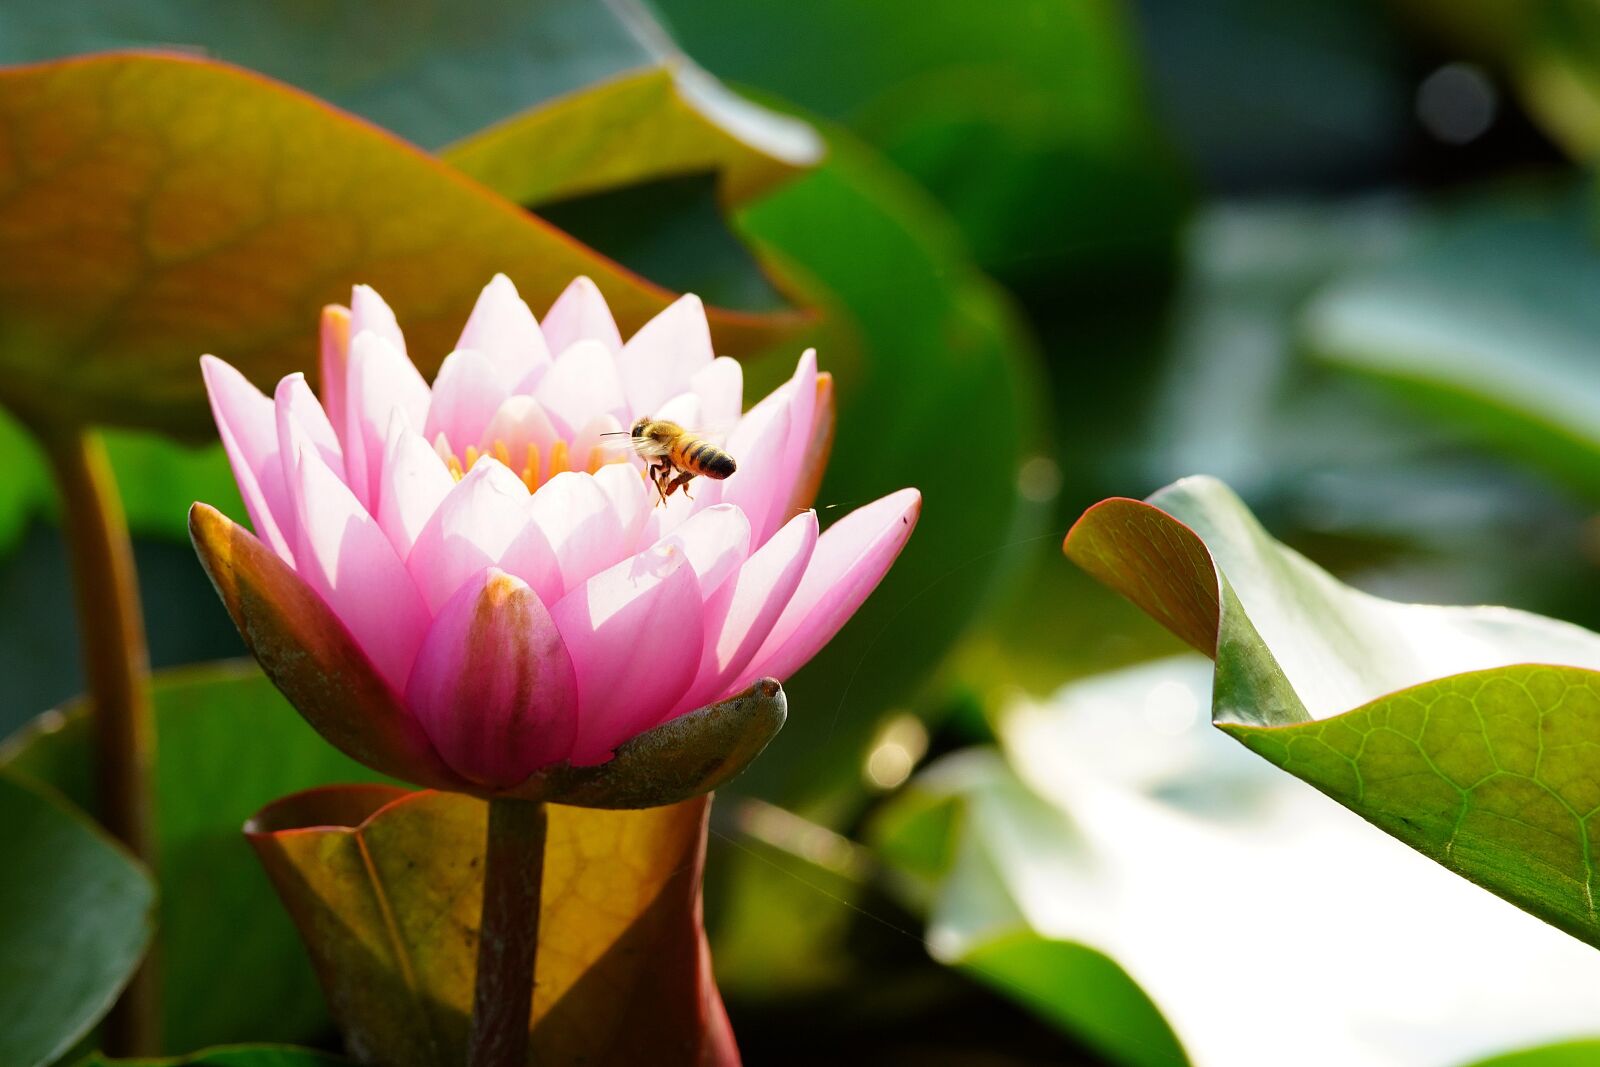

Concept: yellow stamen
[[463, 445, 481, 471], [493, 440, 512, 469], [521, 443, 541, 493], [547, 439, 569, 479], [446, 453, 464, 481]]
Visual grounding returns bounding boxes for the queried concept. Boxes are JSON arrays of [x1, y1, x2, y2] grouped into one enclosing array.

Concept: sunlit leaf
[[246, 787, 733, 1066], [1306, 187, 1600, 496], [1066, 475, 1600, 948], [0, 771, 155, 1067], [0, 52, 799, 437], [0, 662, 387, 1050], [870, 750, 1188, 1067]]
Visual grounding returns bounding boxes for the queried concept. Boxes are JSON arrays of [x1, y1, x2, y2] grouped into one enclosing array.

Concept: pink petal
[[552, 544, 704, 765], [344, 331, 431, 511], [457, 274, 552, 389], [525, 471, 629, 595], [653, 392, 701, 430], [690, 357, 743, 431], [274, 372, 343, 482], [479, 394, 560, 457], [739, 488, 921, 687], [423, 349, 508, 455], [533, 340, 628, 438], [592, 462, 651, 552], [769, 350, 818, 535], [200, 355, 294, 563], [350, 284, 406, 354], [652, 503, 751, 600], [405, 568, 579, 786], [713, 394, 793, 546], [570, 413, 626, 476], [674, 510, 818, 716], [287, 438, 431, 693], [406, 458, 532, 614], [618, 294, 714, 417], [319, 304, 352, 448], [541, 275, 622, 355], [376, 410, 453, 559]]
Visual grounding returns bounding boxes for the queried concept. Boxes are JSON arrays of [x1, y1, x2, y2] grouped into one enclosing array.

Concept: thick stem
[[468, 797, 547, 1067], [46, 429, 158, 1054]]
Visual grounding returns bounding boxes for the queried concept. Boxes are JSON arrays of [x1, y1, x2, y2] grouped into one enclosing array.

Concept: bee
[[624, 417, 737, 504]]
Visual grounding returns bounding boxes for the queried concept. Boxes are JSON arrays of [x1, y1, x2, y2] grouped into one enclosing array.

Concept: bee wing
[[629, 437, 672, 459]]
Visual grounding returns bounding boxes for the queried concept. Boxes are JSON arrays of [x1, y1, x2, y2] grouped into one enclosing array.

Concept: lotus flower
[[190, 276, 918, 801]]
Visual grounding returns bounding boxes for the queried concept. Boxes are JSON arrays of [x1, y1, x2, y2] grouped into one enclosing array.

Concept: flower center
[[433, 435, 625, 493]]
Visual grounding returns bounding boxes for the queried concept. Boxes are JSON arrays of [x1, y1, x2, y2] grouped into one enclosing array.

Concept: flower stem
[[46, 428, 158, 1054], [468, 796, 547, 1067]]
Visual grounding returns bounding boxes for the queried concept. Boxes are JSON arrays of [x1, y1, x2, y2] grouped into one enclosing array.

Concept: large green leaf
[[1305, 188, 1600, 497], [0, 0, 816, 201], [870, 750, 1187, 1067], [651, 0, 1184, 283], [1066, 475, 1600, 948], [0, 661, 388, 1051], [702, 126, 1045, 821], [0, 52, 797, 438], [0, 771, 155, 1067], [78, 1046, 346, 1067]]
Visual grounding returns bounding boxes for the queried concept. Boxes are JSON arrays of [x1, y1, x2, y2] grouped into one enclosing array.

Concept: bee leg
[[666, 469, 696, 500], [649, 464, 670, 505]]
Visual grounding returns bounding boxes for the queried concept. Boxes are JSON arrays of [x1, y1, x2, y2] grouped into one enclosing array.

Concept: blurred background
[[4, 1, 1600, 1064]]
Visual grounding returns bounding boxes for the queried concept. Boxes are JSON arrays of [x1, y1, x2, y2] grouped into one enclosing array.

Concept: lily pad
[[1066, 475, 1600, 948], [0, 771, 156, 1067]]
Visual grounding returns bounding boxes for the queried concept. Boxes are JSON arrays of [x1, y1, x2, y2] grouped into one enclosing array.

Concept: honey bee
[[623, 417, 737, 504]]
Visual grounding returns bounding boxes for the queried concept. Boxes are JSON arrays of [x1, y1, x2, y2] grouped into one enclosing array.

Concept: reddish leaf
[[245, 787, 737, 1066], [0, 52, 801, 436]]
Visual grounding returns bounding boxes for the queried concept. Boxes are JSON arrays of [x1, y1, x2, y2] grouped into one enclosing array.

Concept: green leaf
[[870, 749, 1189, 1067], [0, 661, 388, 1050], [246, 789, 731, 1066], [0, 52, 798, 438], [652, 0, 1184, 281], [1305, 187, 1600, 497], [1066, 475, 1600, 948], [0, 0, 817, 200], [1460, 1041, 1600, 1067], [0, 771, 155, 1067], [77, 1045, 347, 1067], [721, 125, 1046, 822]]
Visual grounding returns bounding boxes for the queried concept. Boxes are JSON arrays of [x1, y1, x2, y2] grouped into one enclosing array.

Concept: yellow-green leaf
[[246, 788, 734, 1066]]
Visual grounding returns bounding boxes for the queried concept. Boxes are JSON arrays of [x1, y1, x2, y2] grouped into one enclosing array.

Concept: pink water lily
[[191, 275, 918, 793]]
